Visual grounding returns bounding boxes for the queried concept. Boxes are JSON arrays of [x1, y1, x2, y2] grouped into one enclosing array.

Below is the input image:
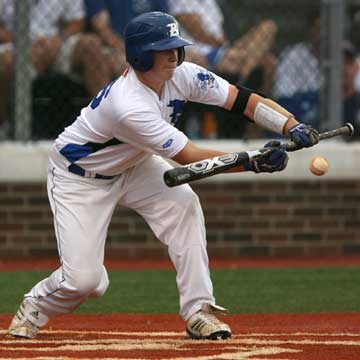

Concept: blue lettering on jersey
[[162, 138, 174, 149], [194, 70, 218, 90], [168, 99, 185, 125], [90, 80, 115, 109]]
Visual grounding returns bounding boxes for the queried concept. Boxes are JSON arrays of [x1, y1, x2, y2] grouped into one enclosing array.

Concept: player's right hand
[[246, 141, 288, 173], [289, 123, 319, 148]]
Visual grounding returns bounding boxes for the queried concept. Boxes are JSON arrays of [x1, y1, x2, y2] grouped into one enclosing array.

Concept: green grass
[[1, 267, 360, 314]]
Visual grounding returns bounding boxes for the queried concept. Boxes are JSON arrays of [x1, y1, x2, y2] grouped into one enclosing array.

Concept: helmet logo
[[167, 22, 179, 37]]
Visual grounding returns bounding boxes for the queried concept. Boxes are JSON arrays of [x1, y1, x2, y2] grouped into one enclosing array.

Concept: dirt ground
[[1, 256, 360, 359], [1, 313, 360, 359]]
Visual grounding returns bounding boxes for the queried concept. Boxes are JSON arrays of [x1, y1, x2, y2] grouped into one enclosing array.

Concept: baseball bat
[[164, 123, 354, 187]]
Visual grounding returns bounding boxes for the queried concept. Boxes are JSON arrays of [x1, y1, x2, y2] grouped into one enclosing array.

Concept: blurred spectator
[[273, 12, 322, 130], [349, 9, 360, 65], [166, 0, 278, 140], [349, 10, 360, 138], [85, 0, 168, 77], [343, 41, 360, 138], [273, 12, 360, 137], [167, 0, 278, 94], [0, 0, 111, 136]]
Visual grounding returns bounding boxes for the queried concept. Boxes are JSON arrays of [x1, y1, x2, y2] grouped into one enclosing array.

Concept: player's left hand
[[246, 141, 288, 173], [289, 123, 319, 148]]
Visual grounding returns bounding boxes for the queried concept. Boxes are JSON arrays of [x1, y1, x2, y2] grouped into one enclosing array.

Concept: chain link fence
[[0, 0, 359, 141]]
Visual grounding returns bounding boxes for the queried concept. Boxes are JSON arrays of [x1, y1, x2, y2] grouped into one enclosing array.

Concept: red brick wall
[[1, 181, 359, 258]]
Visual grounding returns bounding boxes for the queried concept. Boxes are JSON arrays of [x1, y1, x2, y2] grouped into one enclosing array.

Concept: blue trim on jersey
[[60, 138, 123, 163], [60, 143, 93, 163], [168, 99, 185, 126]]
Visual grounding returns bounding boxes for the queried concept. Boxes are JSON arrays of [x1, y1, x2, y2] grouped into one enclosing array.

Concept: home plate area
[[1, 313, 360, 359]]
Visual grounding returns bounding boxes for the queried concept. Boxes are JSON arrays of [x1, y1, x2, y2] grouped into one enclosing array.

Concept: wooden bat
[[164, 123, 354, 187]]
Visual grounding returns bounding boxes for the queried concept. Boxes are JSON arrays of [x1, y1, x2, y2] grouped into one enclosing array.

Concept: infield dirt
[[1, 257, 360, 359], [1, 313, 360, 359]]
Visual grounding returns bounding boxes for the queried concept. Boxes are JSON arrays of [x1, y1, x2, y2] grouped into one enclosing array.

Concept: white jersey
[[51, 62, 229, 177]]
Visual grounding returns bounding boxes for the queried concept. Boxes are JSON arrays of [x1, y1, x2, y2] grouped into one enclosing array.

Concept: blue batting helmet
[[124, 12, 193, 72]]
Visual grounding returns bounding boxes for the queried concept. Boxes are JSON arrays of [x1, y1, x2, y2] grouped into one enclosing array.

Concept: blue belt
[[68, 164, 116, 179]]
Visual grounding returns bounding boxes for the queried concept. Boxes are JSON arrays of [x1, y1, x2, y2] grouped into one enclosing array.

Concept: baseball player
[[8, 12, 319, 340]]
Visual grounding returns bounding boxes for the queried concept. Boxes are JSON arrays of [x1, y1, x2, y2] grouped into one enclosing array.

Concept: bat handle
[[284, 123, 354, 152]]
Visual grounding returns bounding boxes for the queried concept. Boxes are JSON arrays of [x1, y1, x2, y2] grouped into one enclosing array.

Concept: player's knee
[[90, 277, 109, 298], [89, 267, 109, 298], [66, 268, 104, 297]]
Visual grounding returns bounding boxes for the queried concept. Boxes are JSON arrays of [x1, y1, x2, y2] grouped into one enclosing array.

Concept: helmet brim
[[143, 37, 193, 52]]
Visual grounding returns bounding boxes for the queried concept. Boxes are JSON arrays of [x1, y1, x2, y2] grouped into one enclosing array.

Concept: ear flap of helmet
[[131, 51, 154, 72], [177, 47, 185, 66]]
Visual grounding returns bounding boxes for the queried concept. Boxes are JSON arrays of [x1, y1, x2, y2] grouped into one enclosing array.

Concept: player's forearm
[[224, 84, 299, 135], [245, 93, 298, 135], [171, 140, 246, 172], [172, 141, 224, 165]]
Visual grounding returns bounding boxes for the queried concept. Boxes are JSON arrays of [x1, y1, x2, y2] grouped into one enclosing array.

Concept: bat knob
[[345, 123, 355, 136]]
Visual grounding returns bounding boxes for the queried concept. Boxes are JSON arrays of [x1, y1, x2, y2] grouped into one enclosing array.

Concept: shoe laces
[[22, 319, 38, 330], [195, 310, 223, 327]]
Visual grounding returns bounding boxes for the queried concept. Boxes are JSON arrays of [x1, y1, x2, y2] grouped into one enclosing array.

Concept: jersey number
[[90, 81, 115, 109]]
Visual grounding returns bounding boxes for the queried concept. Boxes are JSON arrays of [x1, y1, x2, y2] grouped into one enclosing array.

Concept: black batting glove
[[246, 141, 288, 173], [289, 123, 319, 148]]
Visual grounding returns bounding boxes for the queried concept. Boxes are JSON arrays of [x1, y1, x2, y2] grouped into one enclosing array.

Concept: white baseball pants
[[25, 155, 215, 326]]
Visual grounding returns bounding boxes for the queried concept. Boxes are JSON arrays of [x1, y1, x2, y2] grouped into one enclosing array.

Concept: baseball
[[310, 156, 329, 176]]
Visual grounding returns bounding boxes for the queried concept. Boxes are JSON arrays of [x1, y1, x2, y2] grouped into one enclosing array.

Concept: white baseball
[[310, 156, 329, 176]]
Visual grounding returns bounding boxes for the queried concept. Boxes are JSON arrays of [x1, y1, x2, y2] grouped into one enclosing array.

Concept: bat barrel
[[164, 152, 251, 187]]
